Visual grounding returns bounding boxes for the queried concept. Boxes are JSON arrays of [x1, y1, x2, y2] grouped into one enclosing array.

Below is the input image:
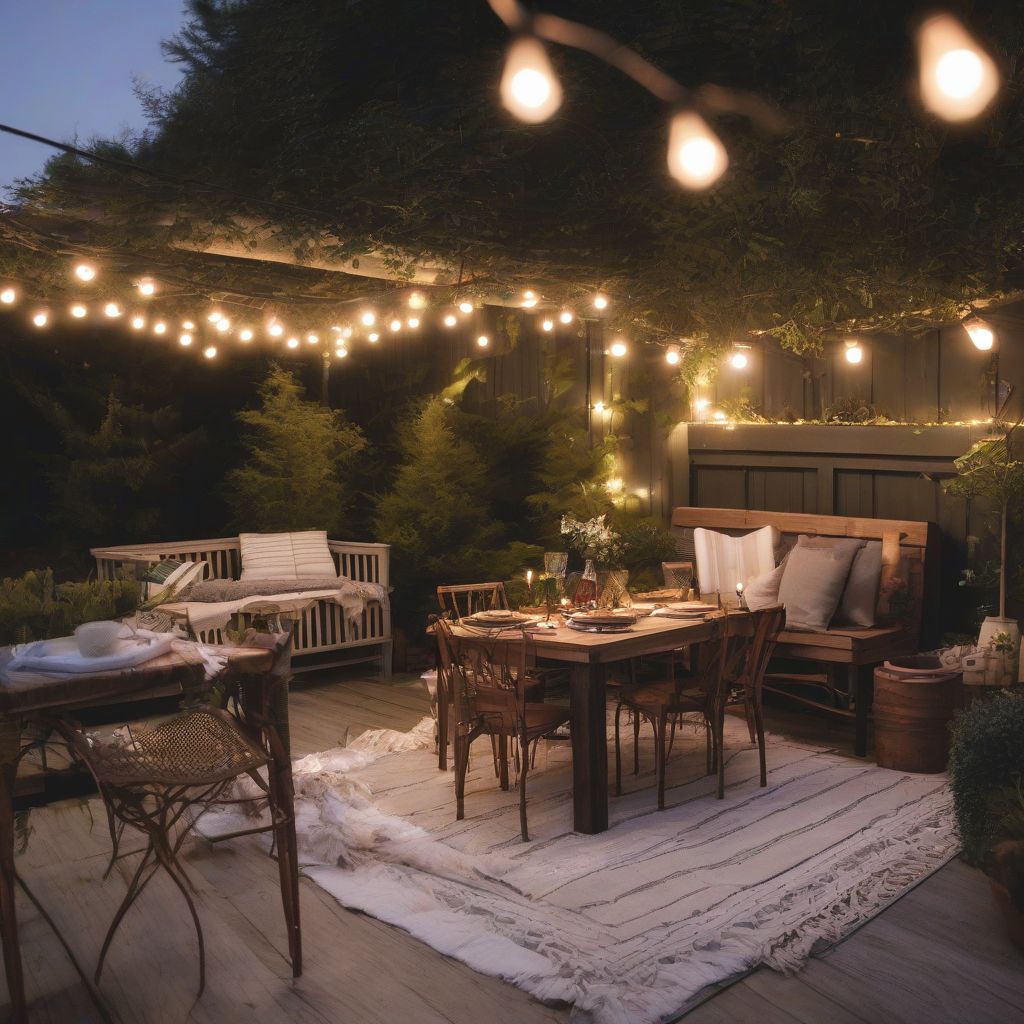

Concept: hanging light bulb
[[593, 293, 609, 310], [207, 310, 222, 323], [917, 14, 999, 122], [407, 317, 421, 329], [179, 332, 193, 346], [215, 318, 231, 333], [32, 311, 48, 328], [153, 320, 167, 335], [443, 313, 458, 327], [0, 287, 16, 304], [500, 35, 563, 123], [665, 344, 681, 365], [286, 336, 300, 349], [360, 310, 376, 327], [609, 339, 628, 358], [389, 318, 402, 332], [203, 345, 217, 359], [964, 317, 995, 350], [181, 320, 195, 331], [667, 111, 728, 190], [458, 301, 474, 314], [477, 334, 490, 348], [368, 331, 380, 343], [593, 401, 606, 414], [844, 338, 864, 364], [335, 346, 349, 359], [306, 333, 319, 345], [268, 321, 284, 338], [712, 409, 727, 422], [729, 348, 749, 369], [522, 290, 538, 309], [70, 303, 87, 319], [239, 328, 254, 342], [542, 318, 554, 332], [130, 315, 145, 330], [73, 263, 96, 282], [694, 397, 711, 412], [136, 278, 156, 297], [103, 302, 122, 318], [559, 310, 574, 324], [408, 291, 427, 310]]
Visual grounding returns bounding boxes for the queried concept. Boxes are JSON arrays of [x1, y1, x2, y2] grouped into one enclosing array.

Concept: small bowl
[[74, 620, 129, 658]]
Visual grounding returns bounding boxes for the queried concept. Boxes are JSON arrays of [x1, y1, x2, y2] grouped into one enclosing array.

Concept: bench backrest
[[670, 507, 939, 644]]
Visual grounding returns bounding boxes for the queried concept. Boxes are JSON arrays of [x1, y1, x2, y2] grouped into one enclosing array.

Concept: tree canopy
[[9, 0, 1024, 353]]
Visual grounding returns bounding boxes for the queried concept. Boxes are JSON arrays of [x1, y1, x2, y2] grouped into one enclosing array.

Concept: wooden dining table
[[0, 634, 293, 1023], [449, 610, 750, 835]]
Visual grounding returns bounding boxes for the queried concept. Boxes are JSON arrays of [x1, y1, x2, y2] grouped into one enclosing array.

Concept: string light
[[203, 345, 217, 359], [70, 303, 87, 318], [215, 318, 230, 333], [361, 310, 376, 327], [443, 313, 458, 327], [306, 332, 319, 345], [712, 409, 727, 421], [593, 293, 609, 310], [368, 331, 380, 343], [239, 328, 254, 342], [694, 397, 710, 411], [542, 318, 554, 332], [73, 263, 96, 282], [964, 317, 995, 350], [341, 326, 353, 340], [667, 111, 728, 189], [268, 322, 284, 337], [609, 339, 628, 358], [408, 291, 427, 309], [593, 401, 606, 414], [179, 332, 193, 346], [32, 311, 48, 328], [389, 318, 402, 332], [182, 320, 195, 330], [665, 344, 681, 365], [729, 347, 749, 369], [917, 14, 998, 122], [153, 321, 167, 335], [103, 302, 122, 318], [286, 336, 300, 349], [500, 35, 562, 123], [477, 334, 490, 348], [136, 278, 156, 297], [207, 310, 222, 323], [130, 315, 145, 330], [522, 289, 538, 308], [335, 346, 349, 359], [0, 287, 16, 304], [559, 310, 574, 324], [407, 317, 421, 329], [844, 338, 864, 364], [458, 301, 474, 314]]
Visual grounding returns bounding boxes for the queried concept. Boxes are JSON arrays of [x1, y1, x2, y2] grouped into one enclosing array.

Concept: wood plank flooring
[[4, 669, 1022, 1023]]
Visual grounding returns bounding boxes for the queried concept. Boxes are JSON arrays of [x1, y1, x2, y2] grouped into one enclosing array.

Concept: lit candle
[[735, 581, 746, 609]]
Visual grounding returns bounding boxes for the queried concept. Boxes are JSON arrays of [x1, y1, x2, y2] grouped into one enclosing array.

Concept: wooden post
[[321, 350, 331, 407]]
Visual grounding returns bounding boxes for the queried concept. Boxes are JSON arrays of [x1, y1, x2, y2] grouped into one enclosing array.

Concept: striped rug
[[211, 715, 958, 1023]]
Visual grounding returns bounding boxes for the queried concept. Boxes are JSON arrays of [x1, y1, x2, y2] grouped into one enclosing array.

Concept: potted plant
[[949, 689, 1024, 952], [945, 409, 1024, 677]]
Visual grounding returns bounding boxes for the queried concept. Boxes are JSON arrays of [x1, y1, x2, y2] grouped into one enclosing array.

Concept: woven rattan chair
[[433, 618, 570, 841], [55, 642, 301, 996]]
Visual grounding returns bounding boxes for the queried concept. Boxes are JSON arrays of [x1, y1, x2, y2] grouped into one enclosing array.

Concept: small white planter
[[977, 615, 1020, 686]]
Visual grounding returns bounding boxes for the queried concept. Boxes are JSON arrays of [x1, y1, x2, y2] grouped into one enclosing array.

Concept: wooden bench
[[670, 508, 939, 755]]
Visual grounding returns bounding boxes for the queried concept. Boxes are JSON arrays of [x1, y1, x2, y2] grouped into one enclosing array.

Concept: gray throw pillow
[[834, 541, 883, 627], [777, 536, 865, 632]]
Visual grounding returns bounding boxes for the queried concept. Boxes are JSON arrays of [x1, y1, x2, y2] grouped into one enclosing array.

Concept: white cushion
[[693, 525, 779, 602], [239, 531, 337, 581], [743, 560, 787, 612]]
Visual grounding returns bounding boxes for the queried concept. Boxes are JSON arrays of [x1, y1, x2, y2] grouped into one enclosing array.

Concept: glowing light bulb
[[74, 263, 96, 282], [593, 401, 606, 414], [713, 409, 727, 421], [407, 317, 421, 329], [408, 291, 426, 309], [542, 319, 554, 332], [341, 326, 353, 340], [730, 350, 748, 369], [32, 311, 48, 328], [666, 344, 681, 365], [368, 332, 380, 343], [965, 317, 995, 350], [389, 318, 402, 332], [694, 398, 711, 412], [559, 310, 574, 324], [203, 345, 217, 359], [182, 320, 195, 330], [361, 310, 376, 327], [918, 14, 999, 121], [335, 347, 349, 359], [268, 322, 284, 337], [844, 339, 864, 364], [458, 301, 474, 314], [477, 334, 490, 348], [443, 313, 458, 327], [179, 332, 193, 346], [103, 302, 121, 318], [667, 111, 728, 190], [522, 290, 538, 308], [306, 333, 319, 345], [70, 304, 87, 319], [207, 310, 222, 323], [593, 293, 609, 310], [136, 279, 156, 296], [500, 36, 562, 123], [0, 287, 16, 304], [211, 319, 227, 334], [286, 336, 300, 349], [239, 328, 254, 342], [153, 321, 167, 335], [609, 340, 628, 358], [130, 316, 145, 330]]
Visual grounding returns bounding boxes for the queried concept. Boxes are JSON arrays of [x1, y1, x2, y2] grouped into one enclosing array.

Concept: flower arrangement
[[560, 514, 624, 569]]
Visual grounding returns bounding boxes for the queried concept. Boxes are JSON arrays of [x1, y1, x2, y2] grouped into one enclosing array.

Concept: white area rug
[[201, 714, 957, 1024]]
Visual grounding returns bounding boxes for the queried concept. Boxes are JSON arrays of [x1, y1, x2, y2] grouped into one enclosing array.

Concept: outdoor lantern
[[667, 111, 728, 190], [965, 317, 995, 351], [917, 13, 998, 122], [844, 338, 864, 364], [500, 36, 563, 124]]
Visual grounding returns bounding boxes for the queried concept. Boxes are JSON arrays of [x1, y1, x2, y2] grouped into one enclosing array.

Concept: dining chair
[[54, 640, 301, 996], [436, 582, 509, 621], [662, 561, 695, 593], [433, 617, 570, 841], [614, 614, 743, 808]]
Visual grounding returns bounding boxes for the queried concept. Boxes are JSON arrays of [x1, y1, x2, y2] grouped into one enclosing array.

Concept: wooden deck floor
[[6, 670, 1023, 1023]]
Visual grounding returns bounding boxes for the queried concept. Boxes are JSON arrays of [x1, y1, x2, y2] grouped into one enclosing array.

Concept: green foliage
[[949, 690, 1024, 864], [612, 516, 679, 575], [227, 365, 366, 534], [0, 569, 140, 645]]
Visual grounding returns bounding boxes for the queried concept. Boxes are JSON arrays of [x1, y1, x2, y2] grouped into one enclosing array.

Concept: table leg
[[849, 664, 873, 758], [0, 720, 26, 1022], [570, 663, 608, 834]]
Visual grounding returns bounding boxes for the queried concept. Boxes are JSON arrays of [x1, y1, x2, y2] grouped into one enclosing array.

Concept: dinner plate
[[464, 610, 531, 626], [566, 620, 633, 634]]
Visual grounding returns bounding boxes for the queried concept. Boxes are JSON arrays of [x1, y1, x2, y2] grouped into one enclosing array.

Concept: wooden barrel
[[873, 660, 963, 773]]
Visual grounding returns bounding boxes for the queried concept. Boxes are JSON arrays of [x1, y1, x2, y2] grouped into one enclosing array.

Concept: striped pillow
[[239, 531, 337, 581]]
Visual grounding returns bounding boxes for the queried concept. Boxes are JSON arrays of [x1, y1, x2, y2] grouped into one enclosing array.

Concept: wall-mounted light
[[729, 346, 749, 370], [665, 344, 681, 366], [964, 317, 995, 351], [844, 338, 864, 364]]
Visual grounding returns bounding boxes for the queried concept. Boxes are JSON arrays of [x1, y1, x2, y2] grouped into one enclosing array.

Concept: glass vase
[[598, 569, 631, 609], [574, 559, 599, 605]]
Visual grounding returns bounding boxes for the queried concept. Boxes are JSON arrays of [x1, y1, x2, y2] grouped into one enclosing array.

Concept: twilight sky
[[0, 1, 186, 191]]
